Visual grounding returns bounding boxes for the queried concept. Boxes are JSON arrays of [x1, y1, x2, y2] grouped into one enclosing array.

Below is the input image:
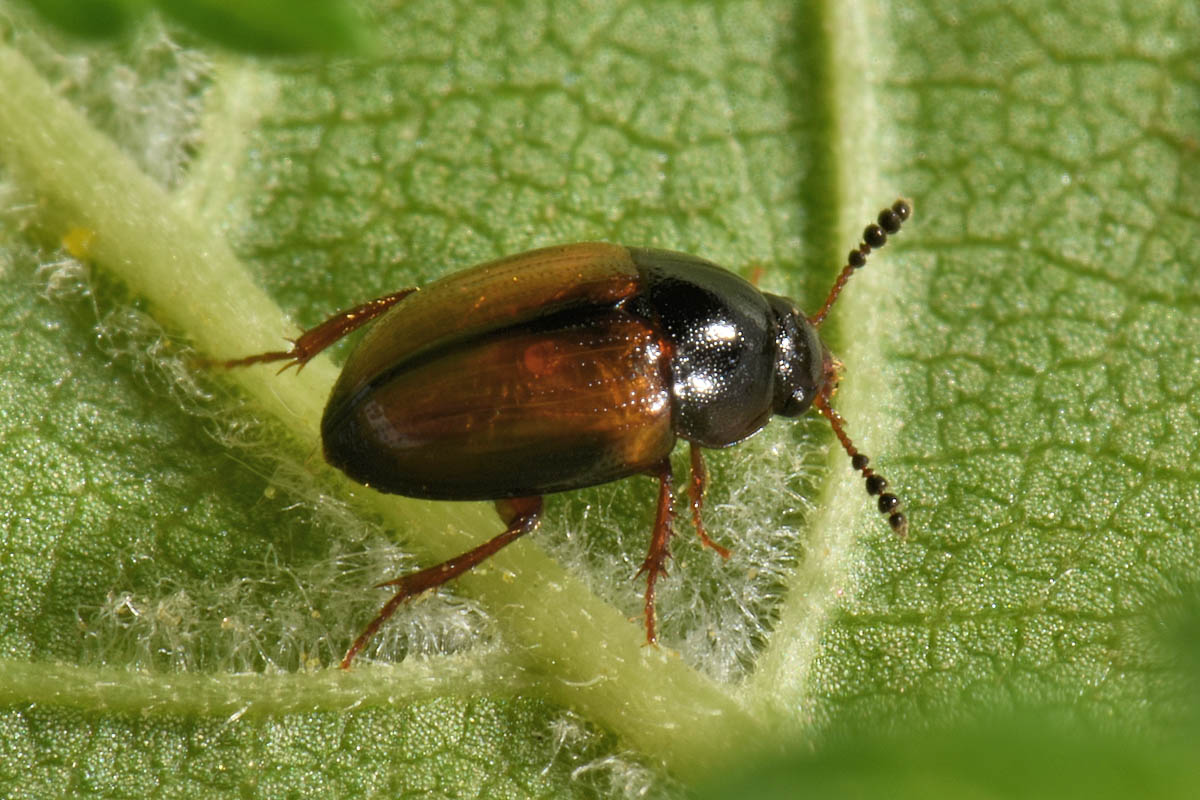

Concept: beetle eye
[[779, 389, 812, 417]]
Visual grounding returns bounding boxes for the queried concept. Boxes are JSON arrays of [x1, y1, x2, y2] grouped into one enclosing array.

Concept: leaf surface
[[0, 0, 1197, 796]]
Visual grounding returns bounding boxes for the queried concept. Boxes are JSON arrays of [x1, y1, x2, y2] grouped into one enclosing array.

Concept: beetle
[[217, 200, 912, 668]]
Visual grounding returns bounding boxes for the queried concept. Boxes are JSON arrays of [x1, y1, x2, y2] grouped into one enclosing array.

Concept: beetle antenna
[[813, 392, 907, 535], [808, 198, 912, 535], [809, 199, 911, 328]]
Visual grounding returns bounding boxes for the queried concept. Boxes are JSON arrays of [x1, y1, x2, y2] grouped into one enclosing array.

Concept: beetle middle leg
[[339, 495, 543, 668], [688, 443, 731, 559], [213, 288, 417, 372]]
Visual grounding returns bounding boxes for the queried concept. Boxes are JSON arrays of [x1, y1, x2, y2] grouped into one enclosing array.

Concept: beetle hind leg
[[209, 288, 417, 372], [339, 495, 543, 669], [636, 459, 676, 645]]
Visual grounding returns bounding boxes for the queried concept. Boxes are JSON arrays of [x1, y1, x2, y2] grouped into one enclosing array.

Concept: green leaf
[[15, 0, 371, 54], [16, 0, 145, 39], [156, 0, 371, 54], [0, 0, 1198, 797], [695, 712, 1200, 800]]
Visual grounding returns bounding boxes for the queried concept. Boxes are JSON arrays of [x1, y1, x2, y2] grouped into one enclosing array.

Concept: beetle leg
[[636, 458, 675, 645], [339, 496, 543, 668], [688, 443, 731, 559], [212, 288, 417, 372]]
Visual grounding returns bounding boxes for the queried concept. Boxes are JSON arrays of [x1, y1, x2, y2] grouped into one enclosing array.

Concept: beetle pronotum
[[217, 200, 912, 667]]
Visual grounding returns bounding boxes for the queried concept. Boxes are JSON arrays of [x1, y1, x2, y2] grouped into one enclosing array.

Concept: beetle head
[[765, 294, 829, 419]]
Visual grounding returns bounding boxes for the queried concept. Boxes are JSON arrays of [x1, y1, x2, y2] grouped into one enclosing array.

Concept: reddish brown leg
[[339, 496, 543, 669], [688, 443, 731, 559], [636, 459, 675, 645], [210, 288, 417, 372]]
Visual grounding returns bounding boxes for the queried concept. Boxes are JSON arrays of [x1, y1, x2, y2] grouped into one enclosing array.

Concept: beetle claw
[[274, 358, 305, 374]]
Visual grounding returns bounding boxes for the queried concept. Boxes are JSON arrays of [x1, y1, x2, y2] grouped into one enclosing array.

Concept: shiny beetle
[[219, 200, 912, 667]]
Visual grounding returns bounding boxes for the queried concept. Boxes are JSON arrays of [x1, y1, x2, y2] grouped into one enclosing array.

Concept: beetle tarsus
[[210, 288, 417, 373], [339, 495, 543, 668]]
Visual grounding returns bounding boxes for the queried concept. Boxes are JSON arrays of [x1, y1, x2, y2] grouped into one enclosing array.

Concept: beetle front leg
[[339, 495, 543, 668], [636, 458, 675, 645], [211, 288, 417, 372], [688, 443, 731, 559]]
